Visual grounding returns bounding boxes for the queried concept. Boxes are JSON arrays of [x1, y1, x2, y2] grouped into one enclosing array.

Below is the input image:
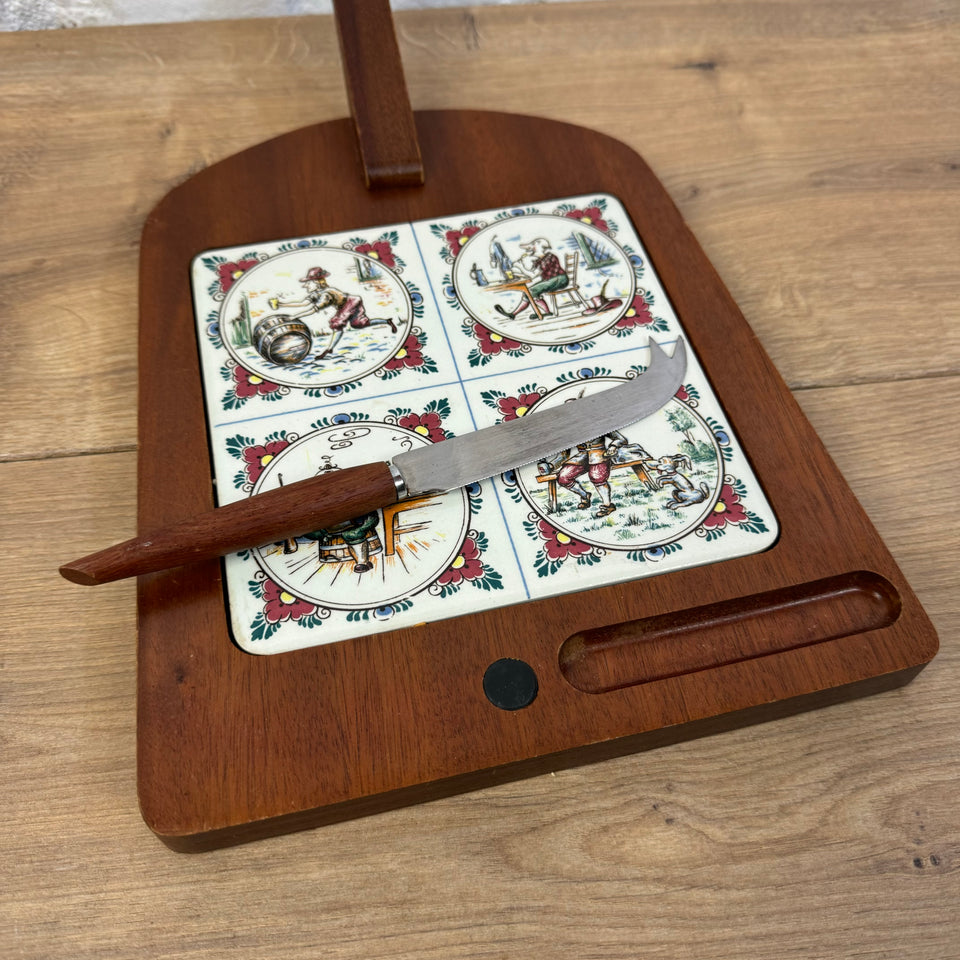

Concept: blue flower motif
[[297, 239, 310, 248], [644, 546, 665, 561], [332, 412, 351, 423], [373, 606, 395, 620], [714, 429, 730, 445], [629, 253, 644, 270], [411, 290, 423, 306], [465, 481, 482, 496], [565, 343, 583, 354], [579, 368, 595, 379], [325, 386, 345, 399]]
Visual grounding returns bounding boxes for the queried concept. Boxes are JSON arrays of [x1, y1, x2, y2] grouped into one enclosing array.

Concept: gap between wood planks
[[0, 443, 138, 466]]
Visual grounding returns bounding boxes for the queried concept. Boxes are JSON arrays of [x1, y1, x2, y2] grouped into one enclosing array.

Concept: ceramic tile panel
[[191, 193, 778, 654]]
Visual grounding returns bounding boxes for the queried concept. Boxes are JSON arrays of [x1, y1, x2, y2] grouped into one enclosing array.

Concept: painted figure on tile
[[648, 454, 711, 510], [541, 429, 628, 518], [274, 461, 382, 573], [303, 512, 382, 573], [494, 238, 569, 319], [270, 266, 398, 359], [452, 212, 638, 347]]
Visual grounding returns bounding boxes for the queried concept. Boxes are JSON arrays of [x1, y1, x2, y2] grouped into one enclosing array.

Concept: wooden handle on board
[[332, 0, 424, 188], [59, 461, 400, 586]]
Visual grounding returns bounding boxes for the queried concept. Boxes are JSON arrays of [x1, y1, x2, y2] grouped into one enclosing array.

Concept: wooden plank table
[[1, 1, 957, 956]]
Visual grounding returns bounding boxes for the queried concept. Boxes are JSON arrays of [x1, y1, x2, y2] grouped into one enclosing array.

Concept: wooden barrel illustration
[[253, 314, 312, 365]]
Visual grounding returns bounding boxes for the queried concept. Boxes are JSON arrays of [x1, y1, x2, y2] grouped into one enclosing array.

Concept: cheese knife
[[60, 337, 686, 585]]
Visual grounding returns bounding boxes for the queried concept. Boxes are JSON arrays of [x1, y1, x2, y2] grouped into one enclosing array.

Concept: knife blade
[[60, 337, 686, 585]]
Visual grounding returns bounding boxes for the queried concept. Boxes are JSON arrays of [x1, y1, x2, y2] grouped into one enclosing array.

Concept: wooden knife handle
[[60, 461, 400, 586]]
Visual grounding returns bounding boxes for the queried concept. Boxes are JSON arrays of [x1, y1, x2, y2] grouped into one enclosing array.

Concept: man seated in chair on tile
[[494, 237, 569, 319]]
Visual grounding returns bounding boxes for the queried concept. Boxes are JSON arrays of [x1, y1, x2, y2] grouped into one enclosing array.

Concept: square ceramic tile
[[462, 344, 777, 601], [191, 194, 778, 655], [208, 384, 526, 655], [191, 222, 458, 425], [411, 194, 680, 379]]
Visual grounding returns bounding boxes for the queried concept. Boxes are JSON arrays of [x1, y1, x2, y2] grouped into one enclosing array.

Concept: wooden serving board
[[135, 7, 938, 851]]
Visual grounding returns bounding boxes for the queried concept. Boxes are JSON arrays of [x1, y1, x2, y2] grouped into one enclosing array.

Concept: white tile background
[[0, 0, 590, 32]]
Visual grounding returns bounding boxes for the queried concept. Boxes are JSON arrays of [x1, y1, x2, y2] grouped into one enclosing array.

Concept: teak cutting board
[[135, 1, 938, 850]]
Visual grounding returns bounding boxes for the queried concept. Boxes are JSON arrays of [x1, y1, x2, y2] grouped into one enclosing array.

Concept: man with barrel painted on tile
[[270, 266, 398, 359]]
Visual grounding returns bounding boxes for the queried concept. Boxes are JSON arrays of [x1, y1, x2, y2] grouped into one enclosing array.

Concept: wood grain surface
[[1, 1, 957, 957]]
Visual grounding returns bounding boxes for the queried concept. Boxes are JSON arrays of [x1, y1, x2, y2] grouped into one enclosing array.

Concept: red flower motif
[[233, 364, 282, 400], [242, 439, 290, 483], [537, 519, 592, 561], [445, 226, 480, 258], [565, 206, 609, 232], [437, 537, 484, 586], [703, 483, 748, 529], [354, 240, 396, 268], [398, 411, 446, 443], [616, 295, 654, 329], [385, 333, 425, 370], [474, 323, 523, 356], [217, 258, 259, 293], [675, 384, 690, 402], [498, 392, 541, 421], [262, 578, 316, 624]]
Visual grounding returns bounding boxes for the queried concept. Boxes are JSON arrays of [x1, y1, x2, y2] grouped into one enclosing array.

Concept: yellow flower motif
[[260, 454, 274, 467], [514, 406, 529, 417], [580, 216, 592, 224], [395, 348, 408, 360], [279, 591, 297, 604], [451, 555, 466, 569], [556, 532, 572, 544], [490, 333, 503, 343], [249, 375, 263, 385], [713, 501, 727, 513]]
